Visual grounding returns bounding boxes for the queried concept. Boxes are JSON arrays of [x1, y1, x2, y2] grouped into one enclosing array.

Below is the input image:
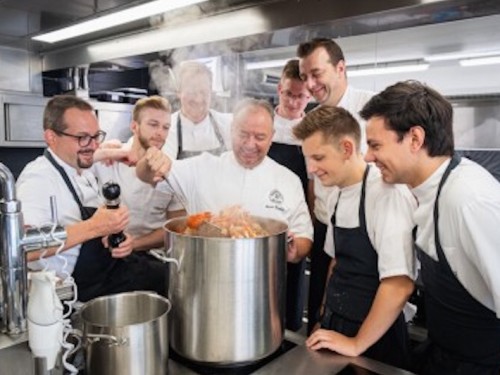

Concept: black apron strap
[[433, 153, 461, 264], [177, 112, 226, 159], [44, 149, 91, 220]]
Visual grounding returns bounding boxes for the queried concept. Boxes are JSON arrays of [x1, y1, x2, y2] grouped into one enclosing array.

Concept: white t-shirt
[[412, 157, 500, 316], [16, 150, 101, 276], [162, 109, 233, 160], [92, 161, 183, 238], [323, 167, 417, 281], [272, 112, 302, 146], [157, 151, 313, 240], [313, 85, 375, 224]]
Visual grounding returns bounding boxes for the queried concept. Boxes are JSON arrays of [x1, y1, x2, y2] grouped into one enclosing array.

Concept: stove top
[[170, 340, 297, 375]]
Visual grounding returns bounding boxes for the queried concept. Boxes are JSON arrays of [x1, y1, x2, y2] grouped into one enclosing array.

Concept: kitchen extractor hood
[[36, 0, 500, 71]]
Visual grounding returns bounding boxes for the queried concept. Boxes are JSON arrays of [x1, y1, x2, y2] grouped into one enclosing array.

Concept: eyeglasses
[[280, 90, 310, 102], [54, 130, 107, 147]]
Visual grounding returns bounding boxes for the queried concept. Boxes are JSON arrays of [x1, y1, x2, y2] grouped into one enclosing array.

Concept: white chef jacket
[[92, 161, 183, 238], [313, 85, 375, 225], [157, 151, 313, 240], [412, 157, 500, 317], [323, 167, 417, 280], [272, 111, 302, 146], [162, 109, 233, 160], [16, 149, 101, 276]]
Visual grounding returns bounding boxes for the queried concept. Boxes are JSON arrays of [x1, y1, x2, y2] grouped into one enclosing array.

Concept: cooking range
[[169, 339, 297, 375]]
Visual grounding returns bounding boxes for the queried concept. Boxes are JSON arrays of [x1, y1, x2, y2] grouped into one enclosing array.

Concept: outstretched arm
[[306, 275, 414, 356]]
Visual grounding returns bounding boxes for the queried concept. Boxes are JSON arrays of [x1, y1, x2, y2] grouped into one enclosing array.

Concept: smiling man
[[137, 98, 313, 263], [16, 95, 169, 302], [93, 96, 185, 252], [360, 80, 500, 375], [293, 105, 416, 369], [161, 61, 233, 160], [297, 37, 375, 333]]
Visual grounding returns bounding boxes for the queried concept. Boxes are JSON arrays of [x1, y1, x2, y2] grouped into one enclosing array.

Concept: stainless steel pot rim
[[163, 215, 289, 239], [80, 291, 171, 328]]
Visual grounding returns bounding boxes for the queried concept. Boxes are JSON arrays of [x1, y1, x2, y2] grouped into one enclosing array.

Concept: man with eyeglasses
[[267, 59, 311, 332], [16, 95, 169, 302], [297, 38, 375, 333]]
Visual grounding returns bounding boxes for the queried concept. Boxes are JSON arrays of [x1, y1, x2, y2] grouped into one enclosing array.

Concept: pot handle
[[86, 333, 129, 347], [148, 248, 180, 270]]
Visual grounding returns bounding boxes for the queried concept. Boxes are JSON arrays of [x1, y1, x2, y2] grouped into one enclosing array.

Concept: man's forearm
[[26, 219, 100, 261], [353, 275, 414, 355], [132, 228, 165, 252]]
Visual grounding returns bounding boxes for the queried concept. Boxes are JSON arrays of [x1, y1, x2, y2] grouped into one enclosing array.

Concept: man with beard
[[162, 61, 233, 160], [17, 95, 169, 302], [93, 96, 185, 252]]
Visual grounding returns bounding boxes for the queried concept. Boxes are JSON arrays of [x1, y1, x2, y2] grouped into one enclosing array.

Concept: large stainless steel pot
[[80, 291, 170, 375], [164, 215, 288, 366]]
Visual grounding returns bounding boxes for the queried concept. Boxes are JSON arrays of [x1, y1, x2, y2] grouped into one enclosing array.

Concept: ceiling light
[[245, 59, 293, 70], [459, 55, 500, 67], [425, 51, 500, 62], [32, 0, 207, 43], [348, 61, 429, 77]]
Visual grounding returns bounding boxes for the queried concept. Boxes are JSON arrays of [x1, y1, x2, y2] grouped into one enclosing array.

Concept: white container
[[27, 271, 63, 371]]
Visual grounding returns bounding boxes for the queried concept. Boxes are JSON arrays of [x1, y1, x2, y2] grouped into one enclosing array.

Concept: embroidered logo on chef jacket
[[266, 189, 285, 212]]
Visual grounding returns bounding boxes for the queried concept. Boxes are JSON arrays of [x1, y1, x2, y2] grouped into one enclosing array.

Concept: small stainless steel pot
[[80, 291, 171, 375]]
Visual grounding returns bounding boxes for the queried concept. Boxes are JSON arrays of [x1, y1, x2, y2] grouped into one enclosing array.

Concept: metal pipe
[[0, 163, 16, 202], [0, 162, 25, 335], [0, 162, 67, 336]]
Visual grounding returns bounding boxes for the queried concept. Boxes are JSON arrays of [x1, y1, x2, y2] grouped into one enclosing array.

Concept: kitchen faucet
[[0, 162, 67, 336]]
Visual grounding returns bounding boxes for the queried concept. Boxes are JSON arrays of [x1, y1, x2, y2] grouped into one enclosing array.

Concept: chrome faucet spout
[[0, 162, 16, 202], [0, 162, 67, 336]]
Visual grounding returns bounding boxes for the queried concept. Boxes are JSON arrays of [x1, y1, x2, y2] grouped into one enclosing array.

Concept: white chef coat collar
[[411, 158, 451, 203], [272, 110, 303, 145], [46, 148, 98, 191], [46, 148, 82, 178], [337, 85, 353, 108], [227, 150, 271, 170], [179, 110, 211, 127]]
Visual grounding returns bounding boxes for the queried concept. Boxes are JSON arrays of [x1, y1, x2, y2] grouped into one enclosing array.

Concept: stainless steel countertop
[[1, 330, 416, 375], [168, 331, 416, 375]]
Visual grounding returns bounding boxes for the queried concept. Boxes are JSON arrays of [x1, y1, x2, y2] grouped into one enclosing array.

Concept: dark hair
[[281, 59, 301, 81], [296, 38, 345, 66], [43, 95, 94, 132], [133, 95, 172, 123], [359, 80, 454, 156], [293, 106, 361, 152]]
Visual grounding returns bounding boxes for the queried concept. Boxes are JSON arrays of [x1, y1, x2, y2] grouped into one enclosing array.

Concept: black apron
[[177, 112, 227, 159], [414, 154, 500, 375], [307, 218, 330, 334], [44, 150, 167, 302], [268, 141, 309, 331], [322, 166, 410, 369]]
